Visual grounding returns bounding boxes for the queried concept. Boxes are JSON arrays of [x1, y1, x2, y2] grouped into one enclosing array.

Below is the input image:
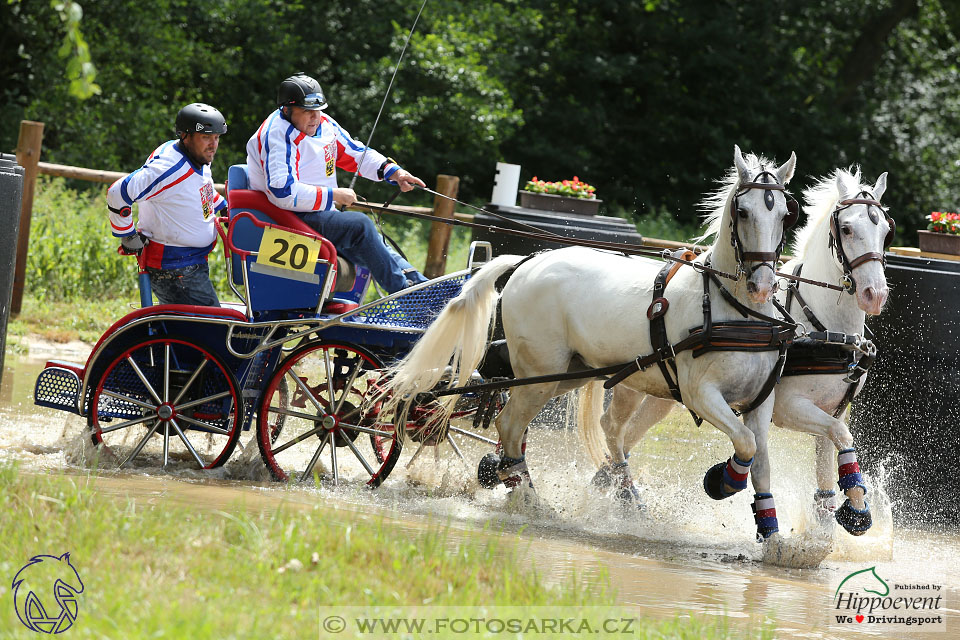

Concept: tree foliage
[[2, 0, 958, 239]]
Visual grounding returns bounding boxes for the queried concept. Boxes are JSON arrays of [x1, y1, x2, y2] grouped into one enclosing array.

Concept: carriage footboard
[[34, 361, 84, 415]]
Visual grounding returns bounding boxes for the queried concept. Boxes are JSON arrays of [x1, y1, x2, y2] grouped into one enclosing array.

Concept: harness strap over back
[[605, 253, 795, 418]]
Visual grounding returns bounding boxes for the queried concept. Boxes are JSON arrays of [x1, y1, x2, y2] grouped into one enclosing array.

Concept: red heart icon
[[856, 615, 864, 623]]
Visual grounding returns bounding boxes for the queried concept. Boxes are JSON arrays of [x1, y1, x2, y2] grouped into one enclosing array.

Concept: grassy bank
[[0, 465, 773, 639]]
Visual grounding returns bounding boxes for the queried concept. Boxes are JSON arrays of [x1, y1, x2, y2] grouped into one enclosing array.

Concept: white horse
[[380, 146, 797, 535], [580, 168, 892, 540]]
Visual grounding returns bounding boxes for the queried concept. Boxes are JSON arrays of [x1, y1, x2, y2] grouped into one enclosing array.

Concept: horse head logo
[[835, 566, 889, 599], [12, 553, 84, 634]]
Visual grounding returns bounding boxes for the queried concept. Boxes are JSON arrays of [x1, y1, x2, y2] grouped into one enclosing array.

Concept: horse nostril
[[747, 281, 759, 293], [863, 288, 874, 303]]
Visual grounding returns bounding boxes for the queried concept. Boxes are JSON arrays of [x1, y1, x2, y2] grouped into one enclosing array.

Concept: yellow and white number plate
[[255, 226, 322, 275]]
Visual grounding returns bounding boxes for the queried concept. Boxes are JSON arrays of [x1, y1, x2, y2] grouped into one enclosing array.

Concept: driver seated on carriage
[[244, 72, 429, 294]]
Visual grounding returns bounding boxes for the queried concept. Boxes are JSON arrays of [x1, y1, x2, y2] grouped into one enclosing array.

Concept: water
[[3, 344, 958, 639]]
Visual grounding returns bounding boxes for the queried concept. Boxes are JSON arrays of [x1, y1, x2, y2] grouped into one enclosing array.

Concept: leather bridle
[[730, 170, 799, 279], [828, 191, 896, 294]]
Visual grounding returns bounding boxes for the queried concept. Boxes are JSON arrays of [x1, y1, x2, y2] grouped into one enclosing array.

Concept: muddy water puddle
[[3, 348, 959, 639]]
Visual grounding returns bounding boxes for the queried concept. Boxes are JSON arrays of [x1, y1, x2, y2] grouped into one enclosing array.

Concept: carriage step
[[34, 363, 83, 415]]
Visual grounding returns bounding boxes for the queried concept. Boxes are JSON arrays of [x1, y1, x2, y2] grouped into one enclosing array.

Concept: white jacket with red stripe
[[245, 109, 399, 212], [106, 140, 225, 268]]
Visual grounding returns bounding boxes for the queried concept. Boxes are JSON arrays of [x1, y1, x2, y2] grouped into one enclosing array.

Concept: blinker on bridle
[[730, 170, 799, 278], [829, 190, 896, 294]]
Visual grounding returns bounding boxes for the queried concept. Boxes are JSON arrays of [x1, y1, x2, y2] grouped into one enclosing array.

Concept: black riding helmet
[[277, 73, 327, 110], [175, 103, 228, 137]]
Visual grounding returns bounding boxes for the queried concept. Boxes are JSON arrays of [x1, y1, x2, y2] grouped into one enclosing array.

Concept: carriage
[[32, 164, 500, 486]]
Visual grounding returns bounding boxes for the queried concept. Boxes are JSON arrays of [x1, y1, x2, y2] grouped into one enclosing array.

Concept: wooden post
[[423, 174, 459, 279], [12, 121, 44, 315]]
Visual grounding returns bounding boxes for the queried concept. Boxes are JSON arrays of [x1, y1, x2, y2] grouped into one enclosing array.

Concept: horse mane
[[695, 152, 775, 244], [791, 166, 862, 259]]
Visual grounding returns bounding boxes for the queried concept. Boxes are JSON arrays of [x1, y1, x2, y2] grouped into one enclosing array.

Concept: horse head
[[12, 553, 84, 633], [832, 170, 892, 315], [727, 145, 798, 304]]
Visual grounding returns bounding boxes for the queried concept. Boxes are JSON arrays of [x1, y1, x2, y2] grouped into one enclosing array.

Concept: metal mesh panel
[[347, 275, 467, 329], [34, 368, 81, 414]]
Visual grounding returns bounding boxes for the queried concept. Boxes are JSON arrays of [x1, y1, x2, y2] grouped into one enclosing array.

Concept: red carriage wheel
[[257, 341, 402, 488], [88, 336, 242, 469]]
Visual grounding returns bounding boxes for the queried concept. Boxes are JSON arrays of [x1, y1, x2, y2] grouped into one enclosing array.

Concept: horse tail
[[378, 254, 527, 438], [576, 380, 607, 468]]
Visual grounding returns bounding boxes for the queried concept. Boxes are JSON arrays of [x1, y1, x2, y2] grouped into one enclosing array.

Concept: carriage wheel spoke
[[175, 413, 232, 436], [175, 390, 232, 412], [162, 423, 170, 467], [342, 432, 376, 477], [126, 356, 162, 405], [322, 349, 336, 410], [169, 418, 206, 468], [172, 358, 208, 405], [285, 368, 325, 415], [163, 344, 171, 403], [268, 405, 326, 422], [338, 421, 395, 439], [447, 433, 466, 463], [272, 425, 324, 455], [300, 432, 329, 483], [117, 419, 162, 469], [333, 358, 363, 415], [97, 412, 157, 435], [330, 434, 339, 486], [448, 426, 499, 446], [101, 390, 157, 412], [405, 440, 428, 469]]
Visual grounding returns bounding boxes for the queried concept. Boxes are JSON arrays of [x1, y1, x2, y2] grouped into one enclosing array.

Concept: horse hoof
[[591, 464, 613, 488], [615, 485, 646, 512], [703, 462, 729, 500], [836, 499, 872, 536], [477, 452, 501, 489]]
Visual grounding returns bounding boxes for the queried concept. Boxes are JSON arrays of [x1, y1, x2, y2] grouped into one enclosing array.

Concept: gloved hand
[[120, 233, 145, 255]]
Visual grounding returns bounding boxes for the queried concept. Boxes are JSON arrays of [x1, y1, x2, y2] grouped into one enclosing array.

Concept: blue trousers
[[147, 262, 220, 307], [300, 209, 428, 293]]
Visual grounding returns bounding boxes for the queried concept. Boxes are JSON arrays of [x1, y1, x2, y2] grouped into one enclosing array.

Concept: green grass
[[0, 465, 773, 639]]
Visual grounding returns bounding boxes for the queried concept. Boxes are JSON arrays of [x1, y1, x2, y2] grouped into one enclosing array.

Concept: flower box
[[518, 190, 602, 216], [918, 230, 960, 256]]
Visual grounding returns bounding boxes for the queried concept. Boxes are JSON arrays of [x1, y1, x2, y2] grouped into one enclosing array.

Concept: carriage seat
[[226, 166, 356, 294], [226, 165, 372, 314]]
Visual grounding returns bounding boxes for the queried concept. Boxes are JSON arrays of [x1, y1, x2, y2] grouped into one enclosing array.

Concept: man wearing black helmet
[[107, 103, 228, 306], [246, 73, 429, 293]]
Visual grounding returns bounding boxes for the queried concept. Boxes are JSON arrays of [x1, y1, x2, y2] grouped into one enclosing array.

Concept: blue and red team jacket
[[107, 140, 226, 269], [245, 109, 400, 212]]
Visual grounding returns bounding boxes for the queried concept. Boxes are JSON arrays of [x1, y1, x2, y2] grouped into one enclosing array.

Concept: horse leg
[[744, 399, 779, 540], [773, 395, 871, 535], [814, 435, 838, 523], [687, 386, 758, 502], [492, 382, 558, 493]]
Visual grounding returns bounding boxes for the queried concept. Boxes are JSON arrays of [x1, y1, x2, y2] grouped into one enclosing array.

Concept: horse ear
[[873, 172, 888, 201], [776, 151, 797, 185], [734, 145, 751, 183], [836, 171, 857, 202]]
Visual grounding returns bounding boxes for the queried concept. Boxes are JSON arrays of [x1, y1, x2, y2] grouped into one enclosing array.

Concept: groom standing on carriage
[[106, 103, 228, 307], [245, 72, 429, 293]]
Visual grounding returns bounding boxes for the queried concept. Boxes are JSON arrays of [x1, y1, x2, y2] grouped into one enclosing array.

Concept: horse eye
[[737, 207, 748, 219], [841, 225, 853, 236]]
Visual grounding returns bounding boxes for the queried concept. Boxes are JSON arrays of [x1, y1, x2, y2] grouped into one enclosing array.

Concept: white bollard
[[490, 162, 521, 207]]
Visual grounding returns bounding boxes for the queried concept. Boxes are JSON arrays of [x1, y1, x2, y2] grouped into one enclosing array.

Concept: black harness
[[603, 250, 795, 424], [781, 262, 877, 418]]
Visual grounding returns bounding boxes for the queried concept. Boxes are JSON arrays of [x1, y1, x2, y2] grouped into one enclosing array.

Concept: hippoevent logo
[[12, 553, 84, 634], [833, 566, 945, 632]]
